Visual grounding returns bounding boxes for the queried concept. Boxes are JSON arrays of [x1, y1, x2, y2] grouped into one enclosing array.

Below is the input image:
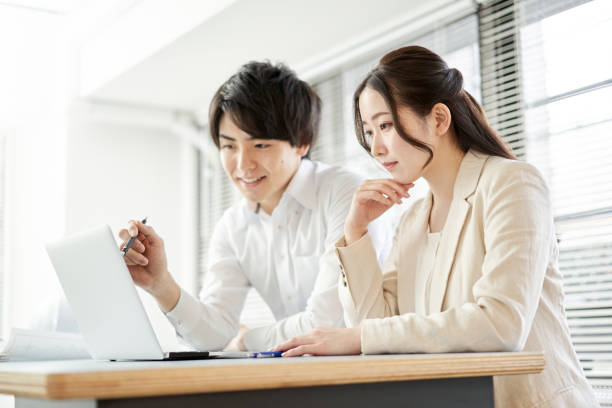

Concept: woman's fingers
[[356, 190, 397, 207], [359, 180, 413, 204], [270, 334, 313, 352], [364, 179, 414, 194], [270, 335, 319, 357], [281, 344, 319, 357], [359, 182, 402, 203]]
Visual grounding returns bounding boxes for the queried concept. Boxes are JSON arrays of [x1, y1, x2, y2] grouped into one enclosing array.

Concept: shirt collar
[[240, 158, 318, 220], [283, 159, 318, 210]]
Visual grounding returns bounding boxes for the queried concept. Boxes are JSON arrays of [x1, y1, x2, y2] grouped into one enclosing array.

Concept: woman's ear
[[430, 103, 452, 136]]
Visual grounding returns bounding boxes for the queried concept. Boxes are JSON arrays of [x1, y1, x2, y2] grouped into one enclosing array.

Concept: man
[[120, 61, 391, 351]]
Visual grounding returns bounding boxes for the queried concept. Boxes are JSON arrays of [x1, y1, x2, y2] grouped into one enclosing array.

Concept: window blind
[[480, 0, 612, 405], [478, 0, 526, 158]]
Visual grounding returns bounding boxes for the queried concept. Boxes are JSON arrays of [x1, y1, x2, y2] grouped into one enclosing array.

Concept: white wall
[[63, 109, 198, 346], [1, 4, 69, 336], [0, 3, 200, 349]]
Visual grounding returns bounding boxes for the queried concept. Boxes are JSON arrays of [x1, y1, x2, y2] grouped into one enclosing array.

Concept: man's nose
[[237, 150, 256, 171]]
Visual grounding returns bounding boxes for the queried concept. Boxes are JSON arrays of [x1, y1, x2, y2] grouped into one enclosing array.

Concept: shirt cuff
[[334, 232, 377, 280], [165, 288, 201, 336]]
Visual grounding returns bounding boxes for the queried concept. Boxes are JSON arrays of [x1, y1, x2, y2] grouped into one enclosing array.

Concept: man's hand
[[118, 220, 180, 313], [224, 324, 249, 351]]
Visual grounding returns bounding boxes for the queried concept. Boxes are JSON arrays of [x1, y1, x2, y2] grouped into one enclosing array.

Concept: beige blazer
[[335, 150, 599, 408]]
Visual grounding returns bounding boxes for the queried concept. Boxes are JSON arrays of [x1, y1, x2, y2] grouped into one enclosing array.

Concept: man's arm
[[165, 217, 251, 351]]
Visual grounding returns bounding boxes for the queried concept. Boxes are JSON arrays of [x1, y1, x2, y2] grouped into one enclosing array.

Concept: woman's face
[[358, 87, 435, 184]]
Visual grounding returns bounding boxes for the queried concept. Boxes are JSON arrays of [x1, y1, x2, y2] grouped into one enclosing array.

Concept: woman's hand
[[118, 220, 180, 312], [345, 179, 413, 244], [270, 327, 362, 357]]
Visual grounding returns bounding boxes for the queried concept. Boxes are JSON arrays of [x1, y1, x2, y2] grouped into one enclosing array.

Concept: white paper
[[0, 328, 91, 361]]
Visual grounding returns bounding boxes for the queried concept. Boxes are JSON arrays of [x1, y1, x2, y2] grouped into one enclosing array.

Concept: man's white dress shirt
[[166, 159, 391, 351]]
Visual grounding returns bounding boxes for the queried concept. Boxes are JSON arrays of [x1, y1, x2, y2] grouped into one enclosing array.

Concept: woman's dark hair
[[354, 46, 516, 165], [209, 61, 321, 154]]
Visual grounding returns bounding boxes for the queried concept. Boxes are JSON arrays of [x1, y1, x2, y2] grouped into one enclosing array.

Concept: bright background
[[1, 0, 611, 406]]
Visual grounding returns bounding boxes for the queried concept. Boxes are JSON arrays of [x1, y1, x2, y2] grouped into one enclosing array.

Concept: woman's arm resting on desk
[[278, 162, 554, 356]]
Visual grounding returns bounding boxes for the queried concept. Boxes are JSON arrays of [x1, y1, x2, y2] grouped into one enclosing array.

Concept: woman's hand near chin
[[345, 179, 414, 245], [270, 327, 362, 357]]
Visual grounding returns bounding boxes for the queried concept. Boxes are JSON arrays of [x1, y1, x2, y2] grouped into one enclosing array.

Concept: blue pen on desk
[[121, 217, 147, 256], [254, 351, 283, 358]]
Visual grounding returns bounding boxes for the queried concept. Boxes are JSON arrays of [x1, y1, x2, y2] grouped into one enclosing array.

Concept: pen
[[121, 217, 147, 256], [207, 351, 283, 358], [254, 351, 283, 358]]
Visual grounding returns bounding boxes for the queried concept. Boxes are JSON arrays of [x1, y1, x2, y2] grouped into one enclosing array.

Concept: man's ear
[[296, 144, 310, 158], [430, 103, 452, 136]]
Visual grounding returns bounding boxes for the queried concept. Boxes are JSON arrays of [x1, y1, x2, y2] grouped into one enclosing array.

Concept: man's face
[[218, 114, 309, 214]]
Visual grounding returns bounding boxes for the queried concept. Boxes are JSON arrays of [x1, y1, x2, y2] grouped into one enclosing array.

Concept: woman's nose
[[370, 132, 387, 157]]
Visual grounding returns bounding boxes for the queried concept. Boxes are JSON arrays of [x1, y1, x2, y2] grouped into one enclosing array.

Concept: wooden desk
[[0, 352, 544, 408]]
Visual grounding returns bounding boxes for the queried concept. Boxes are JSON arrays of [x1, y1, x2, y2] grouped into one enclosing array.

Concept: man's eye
[[255, 143, 270, 149], [221, 145, 234, 149]]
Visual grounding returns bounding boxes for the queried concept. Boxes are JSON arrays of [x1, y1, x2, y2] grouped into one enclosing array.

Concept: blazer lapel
[[428, 150, 489, 313]]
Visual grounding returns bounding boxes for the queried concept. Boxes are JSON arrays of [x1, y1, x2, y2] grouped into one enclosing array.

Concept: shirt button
[[343, 281, 348, 287]]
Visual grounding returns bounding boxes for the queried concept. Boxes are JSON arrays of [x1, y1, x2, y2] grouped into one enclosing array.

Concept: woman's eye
[[380, 122, 392, 131], [255, 143, 270, 149], [221, 144, 234, 150], [364, 130, 373, 138]]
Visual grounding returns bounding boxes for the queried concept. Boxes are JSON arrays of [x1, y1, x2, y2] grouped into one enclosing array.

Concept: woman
[[273, 46, 598, 407]]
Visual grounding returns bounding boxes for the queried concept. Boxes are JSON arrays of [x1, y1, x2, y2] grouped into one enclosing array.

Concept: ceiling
[[81, 0, 459, 119]]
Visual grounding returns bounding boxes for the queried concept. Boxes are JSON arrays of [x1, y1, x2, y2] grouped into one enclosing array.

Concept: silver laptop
[[45, 225, 268, 361]]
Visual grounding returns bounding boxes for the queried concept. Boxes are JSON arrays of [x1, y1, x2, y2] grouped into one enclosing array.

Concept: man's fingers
[[130, 237, 146, 253], [118, 228, 130, 241], [124, 248, 148, 266], [120, 220, 163, 250], [134, 221, 163, 245], [127, 220, 140, 237]]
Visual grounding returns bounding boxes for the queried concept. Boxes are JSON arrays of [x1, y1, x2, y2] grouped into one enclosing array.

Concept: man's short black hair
[[209, 61, 321, 151]]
